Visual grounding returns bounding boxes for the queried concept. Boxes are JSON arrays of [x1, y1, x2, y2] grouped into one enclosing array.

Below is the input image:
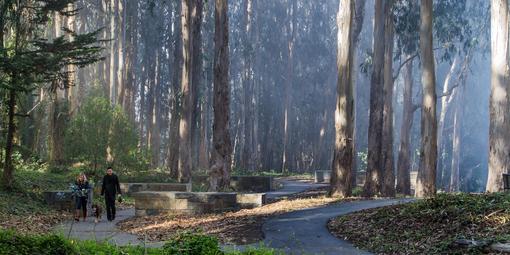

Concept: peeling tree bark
[[415, 0, 437, 198], [209, 0, 232, 191], [381, 0, 395, 197], [178, 0, 193, 183], [396, 57, 414, 195], [364, 0, 387, 197], [330, 0, 354, 198], [168, 0, 182, 178], [437, 54, 459, 190], [487, 0, 510, 192]]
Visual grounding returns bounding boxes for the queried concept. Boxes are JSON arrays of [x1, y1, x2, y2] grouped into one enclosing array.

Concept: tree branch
[[393, 46, 443, 80]]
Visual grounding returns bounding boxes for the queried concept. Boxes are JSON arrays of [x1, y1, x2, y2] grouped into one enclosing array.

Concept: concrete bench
[[236, 193, 267, 209], [314, 170, 332, 183], [44, 187, 94, 216], [119, 183, 191, 195], [43, 191, 74, 211], [133, 191, 267, 216], [133, 191, 238, 216]]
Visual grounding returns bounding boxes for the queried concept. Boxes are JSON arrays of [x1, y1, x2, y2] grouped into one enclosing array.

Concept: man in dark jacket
[[100, 167, 121, 221]]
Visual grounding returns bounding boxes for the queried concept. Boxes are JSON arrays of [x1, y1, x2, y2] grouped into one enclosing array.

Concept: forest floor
[[328, 192, 510, 254], [0, 166, 73, 235], [118, 179, 342, 245]]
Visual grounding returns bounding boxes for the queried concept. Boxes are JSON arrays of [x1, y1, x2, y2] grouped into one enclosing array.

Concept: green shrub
[[163, 232, 222, 255], [0, 230, 75, 255], [0, 230, 280, 255]]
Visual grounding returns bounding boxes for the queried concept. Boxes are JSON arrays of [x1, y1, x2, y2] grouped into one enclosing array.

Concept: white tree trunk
[[330, 0, 354, 197], [487, 0, 510, 192], [415, 0, 437, 198]]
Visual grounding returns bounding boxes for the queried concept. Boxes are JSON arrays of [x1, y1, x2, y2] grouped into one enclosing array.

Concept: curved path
[[53, 208, 151, 246], [261, 198, 412, 255], [54, 179, 413, 254]]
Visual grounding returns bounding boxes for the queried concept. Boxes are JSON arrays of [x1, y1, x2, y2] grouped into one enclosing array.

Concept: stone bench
[[193, 176, 274, 192], [43, 191, 74, 211], [133, 191, 238, 216], [119, 183, 191, 195], [133, 191, 267, 216], [314, 170, 331, 183], [236, 193, 267, 209], [44, 187, 94, 216]]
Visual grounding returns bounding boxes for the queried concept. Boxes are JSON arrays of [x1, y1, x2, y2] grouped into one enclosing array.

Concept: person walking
[[72, 173, 90, 222], [100, 167, 121, 221]]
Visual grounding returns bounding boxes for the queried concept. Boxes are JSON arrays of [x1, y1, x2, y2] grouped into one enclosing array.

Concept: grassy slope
[[328, 193, 510, 254]]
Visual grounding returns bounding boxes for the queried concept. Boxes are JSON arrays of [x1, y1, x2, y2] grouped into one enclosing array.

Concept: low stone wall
[[314, 170, 331, 183], [236, 193, 266, 209], [119, 183, 191, 195], [193, 176, 273, 192], [318, 170, 418, 189], [134, 191, 238, 216], [231, 176, 273, 192], [43, 191, 74, 211], [133, 191, 267, 216]]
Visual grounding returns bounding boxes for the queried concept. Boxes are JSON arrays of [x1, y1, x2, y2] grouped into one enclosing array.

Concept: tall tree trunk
[[240, 0, 254, 171], [49, 91, 66, 166], [2, 90, 16, 190], [178, 0, 193, 183], [168, 0, 182, 178], [191, 0, 203, 171], [350, 0, 366, 188], [396, 58, 414, 195], [209, 0, 232, 191], [150, 54, 161, 167], [487, 0, 510, 192], [363, 0, 387, 197], [436, 54, 459, 190], [415, 0, 437, 197], [330, 0, 355, 197], [109, 0, 118, 104], [381, 0, 395, 197], [282, 0, 296, 172], [449, 85, 463, 192]]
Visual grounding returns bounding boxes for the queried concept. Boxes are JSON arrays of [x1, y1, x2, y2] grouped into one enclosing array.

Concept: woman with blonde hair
[[72, 173, 90, 221]]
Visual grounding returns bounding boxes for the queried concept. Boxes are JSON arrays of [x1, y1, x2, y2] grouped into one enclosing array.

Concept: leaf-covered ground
[[118, 185, 361, 245], [328, 193, 510, 254], [0, 167, 73, 234]]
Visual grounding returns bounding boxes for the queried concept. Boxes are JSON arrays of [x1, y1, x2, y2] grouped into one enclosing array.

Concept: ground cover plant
[[328, 192, 510, 254], [0, 230, 282, 255]]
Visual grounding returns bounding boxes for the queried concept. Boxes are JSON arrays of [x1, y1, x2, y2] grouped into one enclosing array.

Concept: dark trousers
[[75, 196, 87, 217], [104, 193, 116, 220]]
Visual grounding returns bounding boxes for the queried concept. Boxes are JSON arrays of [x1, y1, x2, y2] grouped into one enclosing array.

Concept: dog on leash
[[91, 204, 103, 223]]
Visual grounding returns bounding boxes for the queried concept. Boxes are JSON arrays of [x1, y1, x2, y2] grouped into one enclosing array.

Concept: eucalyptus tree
[[415, 0, 437, 197], [209, 0, 231, 191], [487, 0, 510, 192], [330, 0, 355, 197]]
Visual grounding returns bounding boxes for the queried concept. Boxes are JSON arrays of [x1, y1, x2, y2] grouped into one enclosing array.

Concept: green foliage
[[163, 232, 222, 255], [356, 149, 368, 173], [0, 230, 280, 255], [333, 193, 510, 254], [0, 158, 75, 216], [226, 245, 284, 255], [0, 230, 75, 255], [393, 0, 488, 61], [64, 91, 148, 177]]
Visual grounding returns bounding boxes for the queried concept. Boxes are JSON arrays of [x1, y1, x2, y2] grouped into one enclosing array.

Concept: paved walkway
[[53, 208, 159, 247], [261, 198, 412, 255], [54, 179, 413, 254], [266, 179, 328, 199]]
